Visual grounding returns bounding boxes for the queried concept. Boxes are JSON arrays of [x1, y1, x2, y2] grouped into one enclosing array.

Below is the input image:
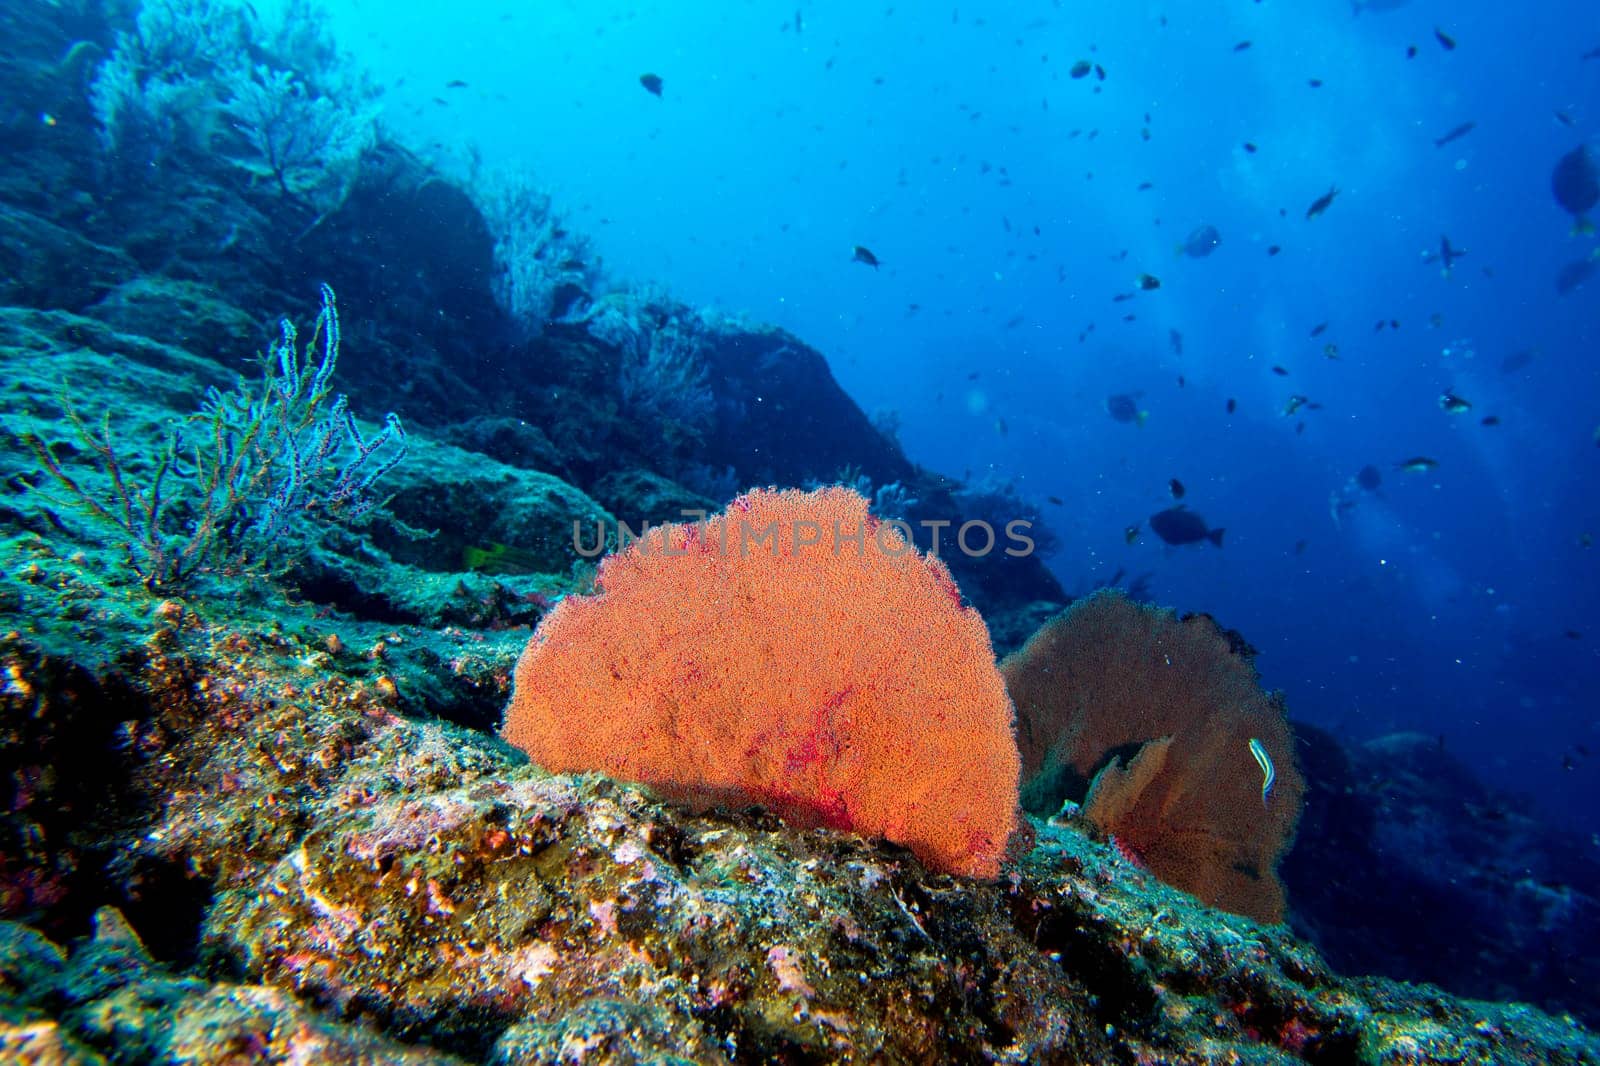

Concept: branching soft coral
[[1001, 590, 1303, 922], [502, 486, 1021, 879]]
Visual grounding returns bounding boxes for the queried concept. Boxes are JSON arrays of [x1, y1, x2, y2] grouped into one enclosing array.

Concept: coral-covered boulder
[[1001, 590, 1303, 922], [502, 486, 1022, 878]]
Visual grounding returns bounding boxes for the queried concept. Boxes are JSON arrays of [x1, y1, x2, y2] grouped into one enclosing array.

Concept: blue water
[[310, 0, 1599, 830]]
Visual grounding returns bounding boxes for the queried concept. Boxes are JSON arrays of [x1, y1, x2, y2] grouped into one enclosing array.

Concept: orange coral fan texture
[[1001, 590, 1303, 922], [502, 486, 1021, 879]]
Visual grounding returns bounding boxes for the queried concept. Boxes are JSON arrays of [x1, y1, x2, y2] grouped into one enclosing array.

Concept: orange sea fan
[[502, 486, 1021, 879], [1001, 590, 1303, 922]]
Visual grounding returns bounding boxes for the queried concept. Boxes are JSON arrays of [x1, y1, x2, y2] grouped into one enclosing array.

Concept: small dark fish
[[1480, 415, 1500, 426], [1180, 224, 1221, 257], [1169, 478, 1185, 499], [1124, 524, 1141, 545], [1584, 45, 1600, 61], [1438, 392, 1472, 414], [1306, 185, 1339, 219], [639, 72, 664, 96], [1555, 110, 1575, 128], [1243, 142, 1258, 154], [1434, 26, 1456, 50], [1226, 398, 1237, 414], [1556, 252, 1600, 294], [1424, 234, 1467, 276], [1234, 40, 1251, 52], [445, 79, 469, 89], [1284, 394, 1312, 416], [1308, 78, 1323, 87], [1267, 244, 1281, 256], [1112, 291, 1136, 302], [996, 417, 1009, 437], [1137, 273, 1161, 290], [1396, 456, 1439, 473], [1095, 64, 1106, 80], [1323, 343, 1340, 359], [1551, 145, 1599, 226], [1356, 465, 1383, 491], [1136, 181, 1154, 191], [851, 245, 881, 269], [1105, 393, 1147, 426], [1565, 630, 1583, 641], [1406, 45, 1418, 59], [1149, 506, 1224, 548], [1310, 321, 1328, 336], [1432, 121, 1475, 148], [1048, 495, 1064, 506], [1500, 349, 1535, 373], [1177, 374, 1186, 388], [1169, 329, 1184, 354], [1294, 539, 1309, 555], [1070, 59, 1093, 78], [1271, 365, 1289, 376]]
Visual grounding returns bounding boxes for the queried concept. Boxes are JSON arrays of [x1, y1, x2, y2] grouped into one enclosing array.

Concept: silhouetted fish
[[1105, 393, 1147, 426], [1180, 224, 1222, 257], [1149, 506, 1224, 547], [851, 245, 881, 269], [1423, 235, 1466, 276], [1306, 186, 1339, 219], [1551, 146, 1598, 230], [639, 72, 664, 96], [1556, 250, 1600, 294], [1499, 349, 1535, 374]]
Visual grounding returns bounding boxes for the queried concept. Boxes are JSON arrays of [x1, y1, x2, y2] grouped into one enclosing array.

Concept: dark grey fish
[[639, 72, 664, 96], [1356, 464, 1383, 491], [1556, 253, 1599, 295], [852, 245, 881, 269], [1149, 506, 1224, 547], [1499, 349, 1535, 374], [1105, 392, 1147, 426], [1551, 146, 1598, 226], [1422, 235, 1466, 276], [1433, 121, 1475, 148], [1181, 224, 1222, 257]]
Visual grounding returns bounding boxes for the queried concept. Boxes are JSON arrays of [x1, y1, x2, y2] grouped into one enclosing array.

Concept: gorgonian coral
[[1001, 590, 1302, 921], [502, 486, 1021, 878]]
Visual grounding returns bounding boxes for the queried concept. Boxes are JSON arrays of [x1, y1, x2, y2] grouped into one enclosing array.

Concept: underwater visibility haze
[[1, 0, 1598, 1061]]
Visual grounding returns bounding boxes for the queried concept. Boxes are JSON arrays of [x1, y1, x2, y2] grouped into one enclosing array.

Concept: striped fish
[[1248, 738, 1276, 805]]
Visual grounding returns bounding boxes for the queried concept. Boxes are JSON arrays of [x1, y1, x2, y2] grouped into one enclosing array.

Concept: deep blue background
[[311, 0, 1598, 831]]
